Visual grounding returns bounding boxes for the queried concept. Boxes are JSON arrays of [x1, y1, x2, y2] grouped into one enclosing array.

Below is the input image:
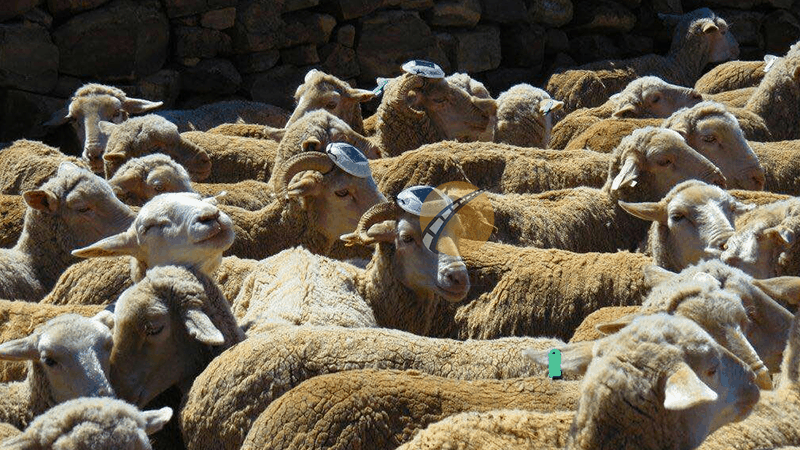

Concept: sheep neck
[[13, 208, 76, 292], [745, 65, 800, 141], [663, 33, 711, 86], [17, 362, 54, 428], [356, 243, 439, 336], [374, 85, 443, 158]]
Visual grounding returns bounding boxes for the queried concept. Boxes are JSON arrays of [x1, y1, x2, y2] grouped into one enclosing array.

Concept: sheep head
[[102, 115, 212, 182], [446, 73, 497, 142], [722, 199, 800, 278], [341, 187, 471, 303], [22, 162, 136, 251], [661, 8, 739, 63], [619, 180, 753, 271], [606, 126, 726, 203], [109, 266, 230, 407], [529, 313, 759, 448], [285, 69, 376, 131], [398, 73, 497, 143], [495, 83, 564, 148], [108, 154, 195, 206], [0, 313, 115, 403], [611, 76, 702, 119], [44, 84, 162, 175], [72, 192, 234, 282], [665, 101, 765, 191]]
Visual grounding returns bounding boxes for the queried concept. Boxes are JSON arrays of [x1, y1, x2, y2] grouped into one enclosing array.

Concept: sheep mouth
[[436, 283, 469, 302], [192, 223, 232, 245]]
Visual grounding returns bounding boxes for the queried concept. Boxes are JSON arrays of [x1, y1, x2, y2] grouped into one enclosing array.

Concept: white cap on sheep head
[[71, 192, 235, 282]]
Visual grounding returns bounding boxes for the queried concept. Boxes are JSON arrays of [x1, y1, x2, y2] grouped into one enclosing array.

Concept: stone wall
[[1, 0, 799, 144]]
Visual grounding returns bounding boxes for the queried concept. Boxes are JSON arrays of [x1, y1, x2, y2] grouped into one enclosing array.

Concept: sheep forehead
[[73, 83, 128, 100], [668, 182, 728, 207], [137, 193, 206, 224], [39, 316, 111, 353], [68, 95, 123, 118]]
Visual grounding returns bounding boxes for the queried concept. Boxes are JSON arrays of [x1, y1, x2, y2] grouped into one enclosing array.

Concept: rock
[[569, 34, 620, 64], [480, 0, 526, 24], [22, 7, 53, 28], [617, 34, 653, 58], [181, 58, 241, 94], [200, 7, 236, 30], [336, 24, 356, 47], [650, 0, 681, 13], [320, 43, 360, 80], [334, 0, 393, 21], [762, 9, 800, 56], [738, 45, 762, 61], [501, 24, 545, 68], [477, 67, 539, 96], [53, 0, 169, 80], [0, 23, 59, 94], [173, 15, 200, 26], [280, 44, 320, 66], [174, 26, 232, 59], [452, 26, 502, 72], [282, 0, 319, 12], [570, 0, 635, 35], [0, 0, 38, 22], [546, 51, 577, 74], [545, 28, 569, 55], [426, 0, 481, 27], [47, 0, 111, 18], [616, 0, 640, 8], [717, 10, 762, 47], [435, 32, 457, 69], [163, 0, 236, 18], [527, 0, 573, 27], [356, 10, 449, 84], [235, 50, 280, 74], [244, 65, 307, 109], [284, 13, 337, 47], [137, 69, 180, 108], [52, 75, 84, 98], [683, 0, 761, 9], [233, 1, 335, 53], [0, 89, 64, 142]]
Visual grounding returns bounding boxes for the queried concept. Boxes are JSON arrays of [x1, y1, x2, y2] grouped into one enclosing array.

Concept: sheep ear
[[595, 314, 636, 335], [182, 308, 225, 345], [263, 126, 286, 141], [143, 407, 173, 435], [702, 21, 719, 34], [71, 229, 139, 258], [612, 104, 637, 118], [611, 158, 640, 191], [23, 190, 59, 214], [0, 335, 39, 361], [347, 88, 377, 102], [523, 341, 595, 375], [122, 98, 163, 114], [540, 98, 563, 115], [792, 65, 800, 81], [764, 225, 795, 247], [92, 310, 115, 330], [618, 200, 667, 223], [753, 277, 800, 306], [643, 264, 675, 287], [304, 68, 320, 83], [405, 89, 425, 112], [103, 151, 126, 164], [98, 120, 118, 135], [301, 137, 322, 153], [286, 171, 324, 199], [663, 363, 718, 410], [43, 106, 71, 127]]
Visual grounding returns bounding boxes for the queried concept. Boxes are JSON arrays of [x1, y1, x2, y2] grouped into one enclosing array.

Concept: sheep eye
[[702, 135, 716, 143], [670, 213, 684, 222], [153, 184, 165, 192], [325, 102, 337, 110], [707, 366, 717, 377], [656, 158, 672, 167], [77, 206, 91, 213], [42, 356, 57, 367], [401, 234, 414, 243], [433, 98, 447, 104], [651, 96, 660, 103], [334, 189, 349, 198], [145, 325, 164, 336]]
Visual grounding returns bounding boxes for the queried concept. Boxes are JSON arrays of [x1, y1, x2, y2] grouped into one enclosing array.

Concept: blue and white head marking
[[326, 142, 371, 178]]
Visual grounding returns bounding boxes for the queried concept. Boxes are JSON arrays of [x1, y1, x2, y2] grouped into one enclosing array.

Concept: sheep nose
[[197, 210, 220, 224], [443, 264, 469, 288], [710, 171, 727, 188], [749, 170, 766, 191], [722, 253, 741, 267], [691, 90, 702, 100]]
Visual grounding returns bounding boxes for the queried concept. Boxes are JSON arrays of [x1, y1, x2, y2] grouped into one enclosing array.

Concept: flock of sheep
[[2, 5, 800, 450]]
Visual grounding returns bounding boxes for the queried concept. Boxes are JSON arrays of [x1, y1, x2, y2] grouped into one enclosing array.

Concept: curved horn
[[274, 152, 335, 196], [341, 201, 399, 246]]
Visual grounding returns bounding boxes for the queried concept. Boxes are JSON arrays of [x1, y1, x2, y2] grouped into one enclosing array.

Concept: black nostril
[[198, 211, 220, 223], [446, 270, 467, 286]]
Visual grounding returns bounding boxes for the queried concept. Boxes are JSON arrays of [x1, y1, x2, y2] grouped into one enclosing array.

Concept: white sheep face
[[722, 220, 794, 279], [675, 107, 765, 191], [0, 314, 114, 403], [613, 77, 703, 119], [286, 69, 376, 129], [72, 192, 234, 279], [703, 18, 739, 63]]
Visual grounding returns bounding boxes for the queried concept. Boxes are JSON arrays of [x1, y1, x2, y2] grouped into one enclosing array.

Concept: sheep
[[0, 314, 115, 429], [1, 398, 172, 450], [0, 422, 20, 442], [744, 42, 800, 141], [695, 292, 800, 449], [44, 83, 163, 173], [707, 86, 755, 108], [108, 264, 244, 408], [0, 163, 134, 301], [154, 99, 290, 132], [0, 195, 26, 248], [249, 313, 760, 450], [232, 186, 470, 336], [220, 150, 386, 260], [205, 122, 274, 139], [371, 142, 610, 198], [721, 198, 800, 279], [444, 73, 497, 142], [453, 127, 726, 254], [549, 76, 703, 149], [371, 71, 497, 157], [100, 115, 212, 182], [494, 84, 564, 148], [106, 154, 273, 210], [0, 140, 89, 195], [694, 58, 771, 94], [546, 8, 739, 114], [179, 326, 574, 450]]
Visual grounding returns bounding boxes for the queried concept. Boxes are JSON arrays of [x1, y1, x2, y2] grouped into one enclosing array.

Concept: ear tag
[[373, 78, 389, 96], [548, 349, 562, 379]]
